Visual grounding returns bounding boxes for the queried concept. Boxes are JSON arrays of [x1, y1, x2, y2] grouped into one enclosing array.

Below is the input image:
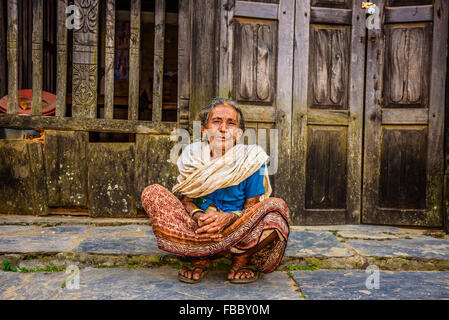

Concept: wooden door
[[362, 0, 448, 226], [218, 0, 295, 206], [290, 0, 366, 225]]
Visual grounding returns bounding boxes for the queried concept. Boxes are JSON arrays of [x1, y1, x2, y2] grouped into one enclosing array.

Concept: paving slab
[[285, 231, 352, 257], [338, 231, 399, 240], [88, 225, 150, 235], [291, 270, 449, 300], [73, 236, 162, 255], [0, 268, 301, 300], [0, 271, 65, 300], [0, 226, 35, 234], [0, 215, 150, 226], [295, 225, 410, 234], [39, 225, 88, 234], [347, 238, 449, 259], [0, 235, 75, 253]]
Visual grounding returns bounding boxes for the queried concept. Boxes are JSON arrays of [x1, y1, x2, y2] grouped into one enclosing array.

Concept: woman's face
[[202, 103, 243, 154]]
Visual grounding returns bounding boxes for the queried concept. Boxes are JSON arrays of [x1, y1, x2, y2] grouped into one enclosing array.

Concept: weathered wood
[[240, 105, 276, 123], [152, 0, 165, 122], [385, 5, 433, 23], [134, 134, 149, 210], [56, 0, 68, 117], [234, 19, 276, 105], [382, 108, 429, 124], [309, 25, 350, 110], [307, 109, 349, 126], [362, 0, 386, 225], [7, 0, 18, 115], [88, 143, 137, 217], [310, 7, 352, 25], [0, 141, 47, 215], [234, 1, 278, 20], [384, 23, 431, 108], [27, 141, 49, 215], [274, 0, 294, 215], [147, 135, 178, 190], [104, 0, 115, 120], [0, 114, 177, 134], [218, 0, 235, 99], [128, 0, 141, 120], [362, 0, 447, 227], [72, 0, 100, 119], [177, 0, 191, 129], [305, 126, 347, 210], [389, 0, 432, 7], [31, 0, 43, 116], [190, 0, 219, 126], [426, 0, 448, 225], [0, 0, 7, 99], [44, 131, 88, 207], [379, 126, 428, 209], [345, 0, 367, 225], [290, 0, 310, 225], [311, 0, 351, 9]]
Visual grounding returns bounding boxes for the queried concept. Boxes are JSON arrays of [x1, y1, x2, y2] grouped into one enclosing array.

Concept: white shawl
[[172, 141, 272, 200]]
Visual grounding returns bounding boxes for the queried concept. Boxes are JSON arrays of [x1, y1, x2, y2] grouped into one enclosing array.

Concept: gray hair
[[198, 97, 245, 131]]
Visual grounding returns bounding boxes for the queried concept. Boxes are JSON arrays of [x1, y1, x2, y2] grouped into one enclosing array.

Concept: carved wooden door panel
[[362, 0, 448, 226], [290, 0, 366, 225], [218, 0, 295, 209]]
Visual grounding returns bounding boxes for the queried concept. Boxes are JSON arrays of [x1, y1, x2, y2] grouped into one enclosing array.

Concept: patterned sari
[[141, 184, 290, 273]]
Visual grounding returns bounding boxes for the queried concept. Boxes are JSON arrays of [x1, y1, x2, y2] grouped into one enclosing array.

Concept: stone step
[[0, 216, 448, 272]]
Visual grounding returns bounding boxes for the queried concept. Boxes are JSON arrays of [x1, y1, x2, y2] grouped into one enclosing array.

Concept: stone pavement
[[0, 214, 448, 300]]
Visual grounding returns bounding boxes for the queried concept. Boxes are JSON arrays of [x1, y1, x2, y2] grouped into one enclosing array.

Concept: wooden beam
[[382, 108, 429, 125], [152, 0, 165, 122], [128, 0, 141, 120], [177, 0, 190, 129], [0, 114, 177, 135], [291, 0, 310, 224], [385, 5, 433, 23], [346, 0, 366, 225], [32, 0, 43, 116], [275, 0, 294, 212], [427, 0, 449, 222], [234, 1, 278, 20], [219, 0, 234, 99], [310, 7, 353, 25], [55, 0, 68, 117], [72, 0, 100, 119], [104, 0, 115, 120], [7, 0, 18, 115], [0, 0, 7, 99]]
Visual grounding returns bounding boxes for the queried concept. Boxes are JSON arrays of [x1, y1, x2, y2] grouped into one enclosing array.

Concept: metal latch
[[362, 2, 377, 14]]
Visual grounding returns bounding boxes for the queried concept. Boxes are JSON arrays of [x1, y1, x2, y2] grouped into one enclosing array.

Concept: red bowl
[[0, 89, 56, 116]]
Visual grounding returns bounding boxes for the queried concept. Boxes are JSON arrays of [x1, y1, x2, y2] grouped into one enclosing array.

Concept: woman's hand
[[195, 211, 238, 241]]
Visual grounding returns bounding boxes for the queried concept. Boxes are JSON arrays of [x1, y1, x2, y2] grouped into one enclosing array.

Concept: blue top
[[194, 164, 266, 213]]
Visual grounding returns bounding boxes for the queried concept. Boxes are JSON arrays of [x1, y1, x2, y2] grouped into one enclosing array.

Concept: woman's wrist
[[192, 211, 204, 222]]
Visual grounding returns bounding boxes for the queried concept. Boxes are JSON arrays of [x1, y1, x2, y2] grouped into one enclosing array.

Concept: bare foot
[[178, 259, 212, 281]]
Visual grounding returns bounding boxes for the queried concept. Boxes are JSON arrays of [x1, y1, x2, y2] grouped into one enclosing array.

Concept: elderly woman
[[141, 98, 290, 284]]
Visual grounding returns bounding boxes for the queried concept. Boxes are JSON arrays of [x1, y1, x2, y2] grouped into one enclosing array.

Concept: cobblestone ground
[[0, 215, 448, 300], [0, 268, 448, 300]]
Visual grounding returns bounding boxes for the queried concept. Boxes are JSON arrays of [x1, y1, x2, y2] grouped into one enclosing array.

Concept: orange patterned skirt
[[141, 184, 290, 273]]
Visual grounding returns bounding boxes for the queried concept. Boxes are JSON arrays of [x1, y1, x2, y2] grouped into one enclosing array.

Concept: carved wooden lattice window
[[98, 0, 179, 122]]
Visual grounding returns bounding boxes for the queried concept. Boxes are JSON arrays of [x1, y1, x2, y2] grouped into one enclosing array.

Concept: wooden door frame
[[363, 0, 449, 227], [218, 0, 295, 216], [290, 0, 366, 225]]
